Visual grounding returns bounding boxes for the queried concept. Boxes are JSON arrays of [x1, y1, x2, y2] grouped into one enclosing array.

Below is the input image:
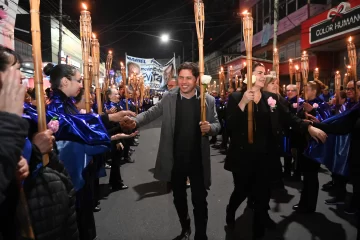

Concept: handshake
[[108, 110, 137, 131]]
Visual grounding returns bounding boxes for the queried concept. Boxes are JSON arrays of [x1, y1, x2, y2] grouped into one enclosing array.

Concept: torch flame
[[336, 71, 339, 74], [221, 67, 224, 71], [315, 68, 318, 71], [348, 65, 351, 69], [120, 62, 124, 67], [82, 3, 87, 10], [295, 65, 299, 70], [274, 48, 277, 52], [230, 65, 233, 69], [289, 58, 292, 62], [242, 10, 249, 15], [92, 33, 96, 39], [108, 50, 112, 54], [349, 36, 352, 42], [243, 62, 246, 67], [303, 51, 307, 55]]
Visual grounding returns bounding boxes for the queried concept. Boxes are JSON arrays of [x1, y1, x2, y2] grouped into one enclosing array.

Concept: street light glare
[[161, 34, 169, 42]]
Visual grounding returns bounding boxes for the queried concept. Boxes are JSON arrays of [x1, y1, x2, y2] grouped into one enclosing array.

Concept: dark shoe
[[324, 197, 345, 205], [322, 180, 334, 191], [124, 157, 135, 163], [226, 205, 236, 230], [111, 183, 129, 191], [129, 148, 135, 153], [93, 206, 101, 212], [105, 163, 111, 169], [97, 201, 100, 206], [265, 215, 276, 230], [344, 205, 357, 215], [212, 144, 222, 149], [292, 204, 314, 213], [172, 228, 191, 240]]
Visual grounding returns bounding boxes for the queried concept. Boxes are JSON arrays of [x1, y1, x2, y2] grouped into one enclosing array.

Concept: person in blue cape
[[306, 102, 360, 240], [292, 79, 332, 214], [43, 62, 136, 240]]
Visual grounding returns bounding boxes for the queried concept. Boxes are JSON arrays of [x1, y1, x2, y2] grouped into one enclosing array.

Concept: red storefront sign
[[301, 0, 360, 50]]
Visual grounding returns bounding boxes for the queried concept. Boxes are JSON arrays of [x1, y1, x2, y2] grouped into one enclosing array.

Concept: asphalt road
[[95, 117, 357, 240]]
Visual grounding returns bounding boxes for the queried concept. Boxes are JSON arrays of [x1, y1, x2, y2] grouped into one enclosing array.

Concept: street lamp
[[160, 33, 185, 63], [161, 34, 169, 43]]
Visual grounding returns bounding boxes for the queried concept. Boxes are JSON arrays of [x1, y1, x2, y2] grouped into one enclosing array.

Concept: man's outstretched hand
[[120, 116, 137, 131], [109, 110, 136, 123]]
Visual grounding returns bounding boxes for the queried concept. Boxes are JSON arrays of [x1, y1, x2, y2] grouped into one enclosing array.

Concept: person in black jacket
[[0, 55, 29, 240], [224, 62, 327, 239]]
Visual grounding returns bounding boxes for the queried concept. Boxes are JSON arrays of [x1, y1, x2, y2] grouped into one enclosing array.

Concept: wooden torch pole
[[301, 51, 309, 101], [194, 0, 206, 129], [289, 59, 294, 85], [347, 36, 358, 101], [242, 10, 254, 144], [120, 62, 129, 110], [91, 33, 102, 114], [80, 3, 92, 113]]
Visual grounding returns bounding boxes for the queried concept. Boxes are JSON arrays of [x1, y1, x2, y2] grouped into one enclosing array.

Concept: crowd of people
[[0, 44, 359, 240]]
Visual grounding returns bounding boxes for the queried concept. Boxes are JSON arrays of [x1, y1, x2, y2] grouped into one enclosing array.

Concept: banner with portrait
[[126, 54, 176, 90], [0, 0, 19, 50]]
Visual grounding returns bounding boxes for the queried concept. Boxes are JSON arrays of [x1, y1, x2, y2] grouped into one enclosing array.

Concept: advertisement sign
[[310, 2, 360, 44], [126, 54, 176, 89], [302, 0, 360, 49], [0, 0, 19, 49]]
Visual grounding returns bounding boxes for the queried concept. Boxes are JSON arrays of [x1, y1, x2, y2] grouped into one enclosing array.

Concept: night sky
[[18, 0, 240, 68]]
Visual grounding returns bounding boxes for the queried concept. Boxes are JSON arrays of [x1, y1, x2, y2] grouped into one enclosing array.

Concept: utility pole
[[58, 0, 63, 64], [273, 0, 279, 71]]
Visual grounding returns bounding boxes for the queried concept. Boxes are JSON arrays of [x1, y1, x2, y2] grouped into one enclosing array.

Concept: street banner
[[126, 54, 176, 89]]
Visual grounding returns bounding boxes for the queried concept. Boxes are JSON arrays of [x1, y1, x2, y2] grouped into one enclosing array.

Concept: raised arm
[[135, 95, 165, 128]]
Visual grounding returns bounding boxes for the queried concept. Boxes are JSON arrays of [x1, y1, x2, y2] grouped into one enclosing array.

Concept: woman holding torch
[[224, 62, 327, 239]]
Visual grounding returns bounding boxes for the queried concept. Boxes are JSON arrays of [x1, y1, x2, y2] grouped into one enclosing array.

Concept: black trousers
[[283, 156, 293, 177], [76, 163, 97, 240], [332, 174, 348, 200], [299, 154, 320, 211], [109, 147, 123, 187], [171, 163, 208, 240], [227, 154, 271, 238]]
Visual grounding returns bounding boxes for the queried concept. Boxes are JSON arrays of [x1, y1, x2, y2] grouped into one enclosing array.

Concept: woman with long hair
[[224, 62, 327, 239]]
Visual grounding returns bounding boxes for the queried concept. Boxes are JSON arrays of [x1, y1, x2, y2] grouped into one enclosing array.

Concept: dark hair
[[0, 45, 22, 72], [74, 88, 84, 104], [241, 61, 265, 76], [307, 79, 326, 96], [177, 62, 199, 79], [106, 88, 113, 102], [339, 90, 346, 99], [43, 63, 77, 89], [252, 61, 265, 72], [28, 88, 36, 99]]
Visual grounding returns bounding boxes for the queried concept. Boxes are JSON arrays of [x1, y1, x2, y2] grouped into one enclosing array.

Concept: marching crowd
[[0, 44, 359, 240]]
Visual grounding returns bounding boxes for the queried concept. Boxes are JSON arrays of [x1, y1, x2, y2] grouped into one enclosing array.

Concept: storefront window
[[295, 40, 301, 58], [287, 0, 296, 15], [287, 42, 296, 59], [279, 46, 287, 62], [297, 0, 307, 9], [252, 5, 257, 33]]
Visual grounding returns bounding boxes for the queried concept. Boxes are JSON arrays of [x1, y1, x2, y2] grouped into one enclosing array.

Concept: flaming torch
[[273, 48, 279, 81], [347, 37, 357, 81], [313, 67, 319, 80], [120, 62, 129, 110], [79, 5, 92, 104], [289, 59, 294, 84], [194, 0, 206, 126], [295, 65, 301, 111], [301, 51, 309, 100], [80, 3, 92, 113], [242, 10, 254, 143], [335, 70, 341, 109], [91, 33, 102, 114]]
